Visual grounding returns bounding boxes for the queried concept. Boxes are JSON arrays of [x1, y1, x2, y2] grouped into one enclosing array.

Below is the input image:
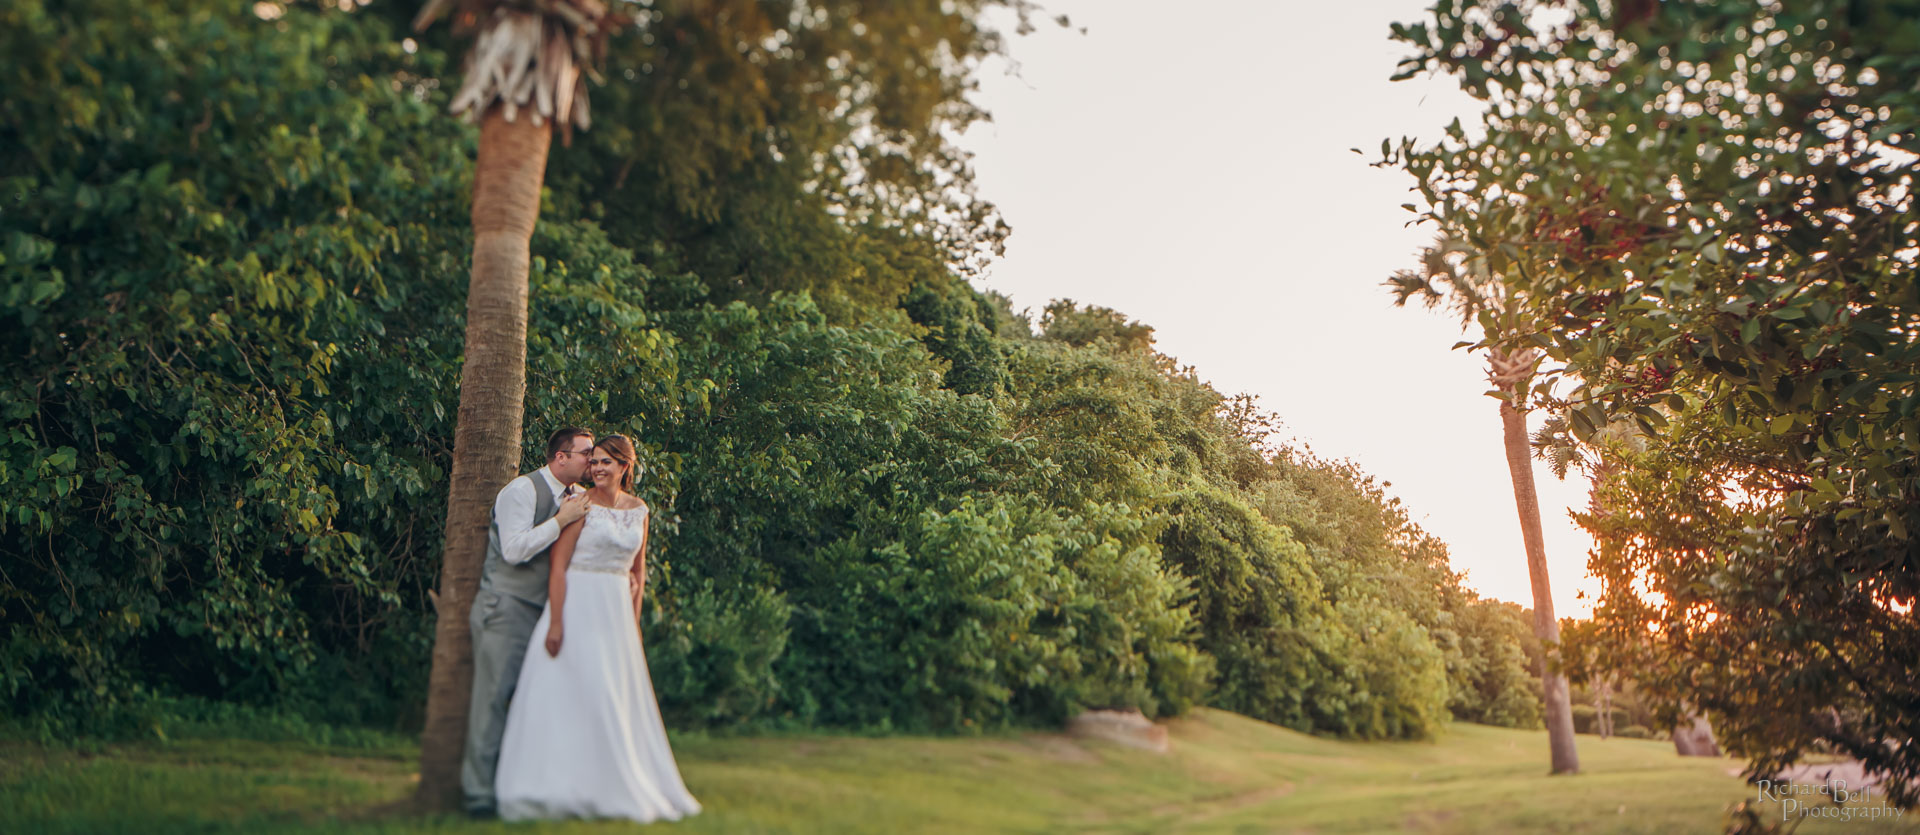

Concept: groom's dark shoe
[[464, 800, 498, 820]]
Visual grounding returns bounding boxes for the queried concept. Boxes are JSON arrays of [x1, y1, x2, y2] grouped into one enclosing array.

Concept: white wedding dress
[[495, 502, 702, 823]]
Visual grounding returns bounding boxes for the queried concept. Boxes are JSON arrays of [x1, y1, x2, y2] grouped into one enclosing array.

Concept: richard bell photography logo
[[1756, 779, 1908, 823]]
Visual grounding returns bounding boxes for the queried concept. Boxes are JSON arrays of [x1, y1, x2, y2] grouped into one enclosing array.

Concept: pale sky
[[958, 0, 1600, 618]]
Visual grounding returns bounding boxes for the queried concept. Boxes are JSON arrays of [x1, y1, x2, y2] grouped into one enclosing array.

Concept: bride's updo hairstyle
[[594, 434, 639, 491]]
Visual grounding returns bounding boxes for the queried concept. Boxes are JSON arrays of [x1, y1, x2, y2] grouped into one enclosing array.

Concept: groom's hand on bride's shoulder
[[556, 492, 591, 526]]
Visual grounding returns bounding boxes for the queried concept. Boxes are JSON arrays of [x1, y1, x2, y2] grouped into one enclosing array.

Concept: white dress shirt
[[495, 465, 575, 565]]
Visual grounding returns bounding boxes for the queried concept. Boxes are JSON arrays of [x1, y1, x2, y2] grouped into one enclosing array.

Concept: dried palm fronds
[[413, 0, 629, 142]]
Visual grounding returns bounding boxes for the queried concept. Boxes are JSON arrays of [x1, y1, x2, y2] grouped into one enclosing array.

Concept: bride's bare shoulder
[[618, 495, 649, 512]]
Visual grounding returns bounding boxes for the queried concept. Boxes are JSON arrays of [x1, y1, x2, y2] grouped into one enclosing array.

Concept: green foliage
[[643, 580, 791, 731], [902, 277, 1012, 396], [1039, 299, 1157, 353], [1389, 0, 1920, 803], [0, 0, 1543, 745], [1444, 599, 1544, 730], [1249, 448, 1545, 732], [1250, 453, 1516, 732], [1159, 484, 1351, 733], [1004, 339, 1167, 508], [0, 0, 679, 728], [777, 497, 1210, 731], [523, 0, 1029, 315], [0, 0, 467, 723], [643, 291, 1041, 592], [1618, 725, 1653, 740]]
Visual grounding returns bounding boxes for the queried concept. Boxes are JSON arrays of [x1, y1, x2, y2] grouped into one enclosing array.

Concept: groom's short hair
[[545, 426, 594, 461]]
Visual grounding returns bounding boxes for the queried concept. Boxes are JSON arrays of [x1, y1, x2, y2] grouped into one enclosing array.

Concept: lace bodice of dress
[[568, 503, 647, 575]]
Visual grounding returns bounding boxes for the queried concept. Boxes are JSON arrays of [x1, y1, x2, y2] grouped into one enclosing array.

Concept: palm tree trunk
[[415, 109, 553, 811], [1499, 396, 1581, 775]]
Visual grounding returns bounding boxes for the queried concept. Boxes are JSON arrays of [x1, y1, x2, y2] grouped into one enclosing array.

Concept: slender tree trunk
[[415, 110, 553, 811], [1597, 675, 1614, 739], [1587, 442, 1623, 742], [1499, 396, 1581, 775]]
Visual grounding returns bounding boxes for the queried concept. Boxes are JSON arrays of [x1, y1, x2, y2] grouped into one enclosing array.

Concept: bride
[[494, 434, 703, 823]]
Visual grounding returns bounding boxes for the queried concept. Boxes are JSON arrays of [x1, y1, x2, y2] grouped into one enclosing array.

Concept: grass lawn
[[3, 708, 1914, 833]]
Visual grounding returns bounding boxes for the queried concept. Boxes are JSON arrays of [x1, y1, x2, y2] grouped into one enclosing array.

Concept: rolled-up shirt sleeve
[[495, 476, 564, 565]]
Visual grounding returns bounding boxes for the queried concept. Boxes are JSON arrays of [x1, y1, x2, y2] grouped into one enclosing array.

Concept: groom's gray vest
[[479, 473, 560, 604]]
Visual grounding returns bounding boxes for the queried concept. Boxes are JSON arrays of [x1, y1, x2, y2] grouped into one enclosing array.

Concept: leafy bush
[[645, 581, 791, 731], [0, 0, 469, 725], [775, 498, 1211, 731], [1160, 485, 1367, 735], [1572, 705, 1599, 735], [1251, 451, 1534, 733], [1442, 599, 1544, 729]]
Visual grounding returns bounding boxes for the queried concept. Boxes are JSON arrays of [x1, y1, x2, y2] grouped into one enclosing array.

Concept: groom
[[462, 426, 596, 817]]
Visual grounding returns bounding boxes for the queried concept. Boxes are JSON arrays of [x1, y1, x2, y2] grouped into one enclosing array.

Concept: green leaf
[[1569, 407, 1596, 441]]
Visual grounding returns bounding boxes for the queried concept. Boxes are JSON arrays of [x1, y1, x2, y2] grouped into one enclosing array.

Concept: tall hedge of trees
[[3, 0, 1540, 742]]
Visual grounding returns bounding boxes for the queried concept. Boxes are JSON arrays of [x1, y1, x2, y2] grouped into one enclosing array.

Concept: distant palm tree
[[409, 0, 625, 811], [1390, 238, 1581, 775]]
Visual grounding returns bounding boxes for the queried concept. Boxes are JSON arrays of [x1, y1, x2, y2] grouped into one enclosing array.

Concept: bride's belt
[[567, 563, 631, 576]]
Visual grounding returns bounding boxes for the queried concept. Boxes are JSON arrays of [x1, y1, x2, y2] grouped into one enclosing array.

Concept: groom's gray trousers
[[461, 473, 559, 813]]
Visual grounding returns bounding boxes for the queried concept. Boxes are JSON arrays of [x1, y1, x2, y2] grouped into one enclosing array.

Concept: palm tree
[[1390, 238, 1581, 775], [409, 0, 625, 811]]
